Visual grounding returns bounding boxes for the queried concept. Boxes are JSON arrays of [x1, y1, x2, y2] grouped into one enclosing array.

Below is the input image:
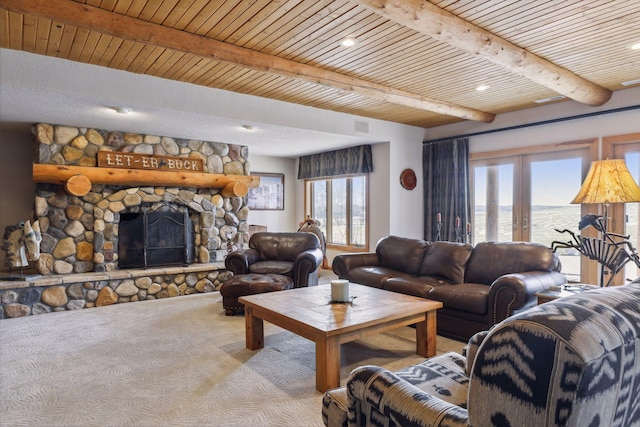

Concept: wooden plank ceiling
[[1, 0, 639, 128]]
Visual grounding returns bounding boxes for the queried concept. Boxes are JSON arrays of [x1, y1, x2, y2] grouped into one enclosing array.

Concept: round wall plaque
[[400, 168, 417, 190]]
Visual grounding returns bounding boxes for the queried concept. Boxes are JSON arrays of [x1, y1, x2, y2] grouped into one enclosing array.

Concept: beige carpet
[[0, 288, 465, 427]]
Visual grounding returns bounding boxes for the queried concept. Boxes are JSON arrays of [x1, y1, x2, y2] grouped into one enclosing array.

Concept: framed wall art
[[247, 172, 284, 210]]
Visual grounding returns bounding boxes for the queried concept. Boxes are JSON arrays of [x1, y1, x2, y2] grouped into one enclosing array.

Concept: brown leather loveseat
[[332, 235, 567, 340]]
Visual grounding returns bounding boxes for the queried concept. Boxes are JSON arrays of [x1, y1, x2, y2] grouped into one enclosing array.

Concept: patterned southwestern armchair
[[323, 284, 640, 427]]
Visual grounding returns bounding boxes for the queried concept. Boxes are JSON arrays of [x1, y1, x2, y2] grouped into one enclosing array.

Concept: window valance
[[297, 144, 373, 179]]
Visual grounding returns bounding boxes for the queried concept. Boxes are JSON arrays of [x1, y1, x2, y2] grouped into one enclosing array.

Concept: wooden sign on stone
[[97, 151, 203, 173]]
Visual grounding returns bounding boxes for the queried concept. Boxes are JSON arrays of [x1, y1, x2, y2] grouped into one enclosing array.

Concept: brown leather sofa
[[225, 232, 323, 288], [332, 235, 567, 340]]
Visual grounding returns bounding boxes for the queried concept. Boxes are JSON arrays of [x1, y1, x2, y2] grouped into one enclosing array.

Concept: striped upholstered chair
[[323, 284, 640, 427]]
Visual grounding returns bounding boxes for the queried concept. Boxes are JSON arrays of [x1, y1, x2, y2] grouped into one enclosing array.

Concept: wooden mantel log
[[64, 174, 93, 197], [220, 181, 249, 198], [33, 164, 259, 196]]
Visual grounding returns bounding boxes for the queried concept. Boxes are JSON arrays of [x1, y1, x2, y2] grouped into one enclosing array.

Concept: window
[[622, 150, 640, 283], [471, 144, 593, 282], [606, 135, 640, 284], [306, 175, 368, 250]]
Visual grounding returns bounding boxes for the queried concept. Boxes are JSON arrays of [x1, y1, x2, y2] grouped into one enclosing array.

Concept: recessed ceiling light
[[340, 37, 358, 47], [629, 42, 640, 50], [621, 78, 640, 86], [534, 95, 566, 104], [111, 107, 131, 115], [475, 84, 490, 92], [241, 125, 255, 132]]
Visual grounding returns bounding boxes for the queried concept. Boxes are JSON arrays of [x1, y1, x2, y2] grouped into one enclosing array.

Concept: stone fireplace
[[32, 123, 253, 275], [34, 184, 234, 275], [0, 123, 258, 319]]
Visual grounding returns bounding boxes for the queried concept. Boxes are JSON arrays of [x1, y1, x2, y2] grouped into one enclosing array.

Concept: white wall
[[317, 88, 639, 250], [250, 83, 640, 266], [426, 86, 640, 153], [369, 143, 391, 247], [245, 155, 298, 232], [286, 121, 426, 264], [250, 145, 393, 263], [254, 88, 638, 258], [386, 126, 425, 239], [252, 131, 426, 265]]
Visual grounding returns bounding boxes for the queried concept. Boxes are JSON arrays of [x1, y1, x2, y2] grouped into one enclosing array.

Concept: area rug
[[0, 291, 464, 427]]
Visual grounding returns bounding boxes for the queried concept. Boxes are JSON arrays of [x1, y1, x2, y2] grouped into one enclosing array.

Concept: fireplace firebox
[[118, 207, 195, 269]]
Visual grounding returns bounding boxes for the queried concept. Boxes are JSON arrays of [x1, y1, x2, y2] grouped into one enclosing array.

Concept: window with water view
[[472, 152, 587, 282]]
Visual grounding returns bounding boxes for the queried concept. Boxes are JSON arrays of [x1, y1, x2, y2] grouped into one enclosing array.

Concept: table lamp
[[571, 159, 640, 285]]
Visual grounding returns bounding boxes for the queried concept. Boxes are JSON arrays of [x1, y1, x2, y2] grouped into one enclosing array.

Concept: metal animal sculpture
[[2, 220, 42, 275], [551, 215, 640, 287]]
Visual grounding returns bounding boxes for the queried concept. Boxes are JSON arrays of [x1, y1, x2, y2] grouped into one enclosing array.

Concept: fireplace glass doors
[[118, 208, 195, 269]]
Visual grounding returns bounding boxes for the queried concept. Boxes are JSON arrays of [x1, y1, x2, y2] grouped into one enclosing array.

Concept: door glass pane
[[311, 181, 327, 238], [530, 157, 583, 282], [625, 152, 640, 282], [331, 178, 347, 244], [474, 164, 514, 242], [350, 176, 366, 247]]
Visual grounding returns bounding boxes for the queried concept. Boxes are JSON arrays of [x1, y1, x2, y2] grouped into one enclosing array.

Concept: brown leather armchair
[[225, 232, 323, 287]]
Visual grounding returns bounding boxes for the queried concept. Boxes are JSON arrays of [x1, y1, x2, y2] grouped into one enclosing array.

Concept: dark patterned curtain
[[423, 138, 471, 243], [297, 145, 373, 179]]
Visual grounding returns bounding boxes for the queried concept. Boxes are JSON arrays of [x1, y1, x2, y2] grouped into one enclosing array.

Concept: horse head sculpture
[[2, 220, 42, 271]]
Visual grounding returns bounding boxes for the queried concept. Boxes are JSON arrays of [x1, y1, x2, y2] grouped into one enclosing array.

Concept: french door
[[472, 148, 590, 282], [610, 140, 640, 284]]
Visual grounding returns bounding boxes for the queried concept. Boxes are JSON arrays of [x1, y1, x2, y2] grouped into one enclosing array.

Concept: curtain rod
[[424, 104, 640, 144]]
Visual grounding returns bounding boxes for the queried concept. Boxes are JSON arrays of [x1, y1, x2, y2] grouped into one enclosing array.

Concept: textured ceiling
[[1, 0, 639, 156]]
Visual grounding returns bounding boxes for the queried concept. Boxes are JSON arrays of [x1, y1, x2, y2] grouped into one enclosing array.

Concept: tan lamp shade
[[571, 159, 640, 204]]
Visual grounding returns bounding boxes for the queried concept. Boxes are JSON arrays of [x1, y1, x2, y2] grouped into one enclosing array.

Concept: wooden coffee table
[[238, 283, 443, 392]]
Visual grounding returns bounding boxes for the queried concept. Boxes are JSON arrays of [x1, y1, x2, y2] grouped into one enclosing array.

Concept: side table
[[536, 284, 598, 304]]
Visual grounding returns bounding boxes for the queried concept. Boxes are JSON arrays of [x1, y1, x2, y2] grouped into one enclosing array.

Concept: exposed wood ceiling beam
[[359, 0, 612, 107], [1, 0, 495, 123]]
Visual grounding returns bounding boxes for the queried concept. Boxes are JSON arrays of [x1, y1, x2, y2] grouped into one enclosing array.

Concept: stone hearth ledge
[[0, 262, 225, 290], [0, 262, 230, 319]]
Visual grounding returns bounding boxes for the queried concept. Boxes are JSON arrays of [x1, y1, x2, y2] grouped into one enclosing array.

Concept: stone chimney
[[31, 124, 252, 275]]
